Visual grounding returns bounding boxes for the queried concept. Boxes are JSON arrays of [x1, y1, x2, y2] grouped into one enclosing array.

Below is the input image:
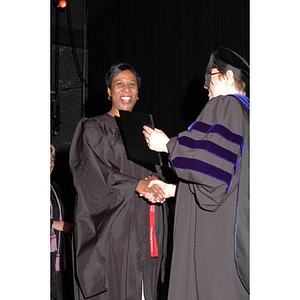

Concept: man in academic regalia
[[143, 47, 249, 300]]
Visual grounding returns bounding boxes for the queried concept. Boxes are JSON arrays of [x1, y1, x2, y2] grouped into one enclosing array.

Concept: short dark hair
[[213, 63, 247, 95], [105, 63, 141, 88]]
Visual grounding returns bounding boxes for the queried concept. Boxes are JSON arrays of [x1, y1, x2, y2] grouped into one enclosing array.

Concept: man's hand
[[143, 126, 170, 153], [136, 179, 166, 203], [148, 180, 177, 199]]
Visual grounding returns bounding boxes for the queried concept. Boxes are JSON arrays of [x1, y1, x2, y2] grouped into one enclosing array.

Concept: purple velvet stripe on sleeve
[[178, 136, 239, 173], [171, 156, 232, 192], [188, 121, 245, 155]]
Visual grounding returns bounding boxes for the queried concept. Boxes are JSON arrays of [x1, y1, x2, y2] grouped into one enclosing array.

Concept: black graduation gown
[[69, 114, 168, 300], [51, 181, 66, 300], [166, 95, 249, 300]]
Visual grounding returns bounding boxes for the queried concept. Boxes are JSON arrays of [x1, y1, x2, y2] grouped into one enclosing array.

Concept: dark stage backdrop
[[85, 0, 249, 137]]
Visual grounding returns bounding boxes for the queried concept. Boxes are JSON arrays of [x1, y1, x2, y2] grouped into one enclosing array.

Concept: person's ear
[[107, 87, 111, 100], [225, 70, 235, 86]]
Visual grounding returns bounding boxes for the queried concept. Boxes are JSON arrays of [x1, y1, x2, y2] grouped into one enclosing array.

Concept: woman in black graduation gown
[[51, 145, 73, 300], [69, 63, 169, 300]]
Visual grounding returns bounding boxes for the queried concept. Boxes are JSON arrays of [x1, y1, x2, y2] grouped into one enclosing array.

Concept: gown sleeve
[[69, 117, 141, 298], [167, 95, 248, 212]]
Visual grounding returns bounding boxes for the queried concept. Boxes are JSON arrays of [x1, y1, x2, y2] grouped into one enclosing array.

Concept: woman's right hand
[[52, 220, 73, 233]]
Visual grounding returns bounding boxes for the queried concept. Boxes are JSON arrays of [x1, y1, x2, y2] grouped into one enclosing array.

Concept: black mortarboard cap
[[204, 46, 250, 89]]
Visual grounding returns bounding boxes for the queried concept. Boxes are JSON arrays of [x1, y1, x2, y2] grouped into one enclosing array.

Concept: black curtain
[[85, 0, 249, 137]]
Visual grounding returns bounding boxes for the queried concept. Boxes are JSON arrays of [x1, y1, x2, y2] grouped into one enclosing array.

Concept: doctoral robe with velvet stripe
[[69, 113, 168, 300], [167, 95, 249, 300]]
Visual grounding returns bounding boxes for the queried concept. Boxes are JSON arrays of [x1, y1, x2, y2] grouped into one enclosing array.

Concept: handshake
[[137, 176, 177, 204]]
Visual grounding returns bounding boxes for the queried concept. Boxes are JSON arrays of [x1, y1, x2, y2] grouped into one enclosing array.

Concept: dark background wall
[[51, 0, 89, 216], [51, 0, 87, 152], [86, 0, 249, 136], [50, 0, 249, 219]]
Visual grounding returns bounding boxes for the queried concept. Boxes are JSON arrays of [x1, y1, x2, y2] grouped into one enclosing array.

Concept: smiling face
[[107, 69, 139, 117]]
